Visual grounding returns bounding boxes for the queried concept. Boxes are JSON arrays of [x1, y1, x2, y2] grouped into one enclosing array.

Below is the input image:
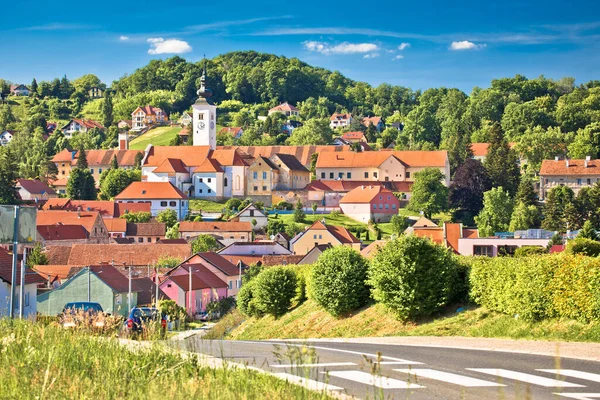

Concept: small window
[[587, 179, 591, 185], [228, 281, 233, 290], [364, 172, 368, 178], [199, 189, 203, 193], [379, 204, 383, 209], [321, 172, 325, 179], [263, 172, 267, 179], [347, 172, 351, 179], [253, 186, 258, 191], [577, 179, 582, 185], [373, 172, 378, 178], [253, 172, 258, 179], [161, 201, 167, 207], [392, 204, 396, 209], [207, 178, 211, 183], [224, 178, 228, 187], [313, 234, 317, 239], [406, 172, 411, 178], [147, 237, 152, 242], [90, 169, 94, 174], [249, 210, 255, 217], [208, 189, 212, 193], [262, 186, 267, 191], [169, 201, 176, 207], [138, 238, 143, 243], [330, 172, 334, 179], [198, 113, 204, 120], [98, 169, 102, 174], [373, 204, 377, 209], [319, 234, 322, 239], [385, 204, 389, 209], [199, 177, 203, 182], [338, 172, 344, 178]]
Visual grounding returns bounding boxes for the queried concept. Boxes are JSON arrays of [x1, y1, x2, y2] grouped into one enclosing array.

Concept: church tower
[[192, 60, 217, 149]]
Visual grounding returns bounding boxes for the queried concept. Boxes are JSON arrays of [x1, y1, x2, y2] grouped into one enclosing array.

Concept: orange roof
[[220, 145, 350, 168], [103, 218, 127, 233], [66, 244, 191, 266], [360, 240, 387, 258], [210, 149, 248, 167], [330, 113, 352, 121], [133, 105, 165, 116], [144, 146, 212, 168], [193, 158, 224, 173], [387, 151, 448, 168], [540, 159, 600, 176], [269, 102, 298, 112], [114, 182, 188, 200], [51, 148, 75, 163], [114, 202, 152, 217], [362, 116, 382, 126], [412, 216, 438, 228], [178, 127, 190, 136], [317, 150, 447, 169], [43, 199, 116, 217], [463, 228, 479, 238], [219, 127, 243, 136], [471, 143, 489, 157], [83, 149, 142, 167], [179, 221, 252, 232], [341, 132, 365, 140], [153, 158, 189, 174], [444, 223, 462, 253], [33, 265, 73, 282], [412, 228, 445, 244], [62, 119, 104, 131], [299, 220, 361, 244], [339, 186, 398, 204], [50, 178, 68, 187], [36, 210, 102, 235]]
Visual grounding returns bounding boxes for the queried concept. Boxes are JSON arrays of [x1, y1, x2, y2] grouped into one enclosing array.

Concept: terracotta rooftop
[[261, 255, 304, 266], [43, 199, 116, 217], [193, 158, 224, 173], [66, 244, 191, 266], [37, 225, 89, 241], [271, 153, 309, 172], [210, 149, 248, 167], [33, 265, 73, 281], [144, 146, 211, 168], [412, 228, 445, 244], [125, 222, 166, 237], [195, 252, 242, 276], [0, 248, 46, 285], [81, 149, 141, 167], [17, 179, 55, 196], [341, 131, 365, 140], [294, 220, 360, 245], [103, 218, 127, 233], [36, 210, 103, 235], [114, 182, 188, 200], [339, 186, 398, 204], [317, 150, 448, 169], [330, 113, 352, 121], [219, 127, 243, 136], [270, 102, 298, 112], [179, 221, 252, 232], [218, 145, 350, 168], [362, 116, 382, 126], [153, 158, 189, 174], [360, 240, 387, 259], [168, 269, 227, 290], [62, 119, 105, 131], [114, 202, 152, 217], [44, 246, 73, 265], [133, 105, 164, 116], [540, 158, 600, 176]]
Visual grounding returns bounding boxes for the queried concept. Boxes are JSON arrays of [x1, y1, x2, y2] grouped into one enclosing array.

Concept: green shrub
[[514, 246, 547, 257], [566, 238, 600, 257], [275, 201, 293, 210], [237, 280, 261, 317], [311, 247, 370, 317], [368, 235, 459, 320], [252, 266, 297, 317], [225, 198, 242, 211]]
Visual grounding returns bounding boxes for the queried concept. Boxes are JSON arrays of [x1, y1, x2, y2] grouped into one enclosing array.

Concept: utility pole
[[238, 261, 242, 291], [19, 247, 27, 318], [128, 265, 132, 312], [9, 206, 19, 318], [188, 267, 192, 316], [154, 265, 159, 308], [87, 266, 91, 302]]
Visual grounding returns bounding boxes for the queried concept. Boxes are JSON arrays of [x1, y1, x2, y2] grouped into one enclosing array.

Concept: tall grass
[[0, 319, 331, 399]]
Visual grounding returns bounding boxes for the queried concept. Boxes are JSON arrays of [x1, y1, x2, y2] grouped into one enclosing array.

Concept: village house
[[88, 86, 104, 99], [61, 119, 105, 138], [219, 127, 244, 139], [134, 277, 167, 306], [362, 116, 385, 132], [32, 265, 73, 288], [330, 113, 353, 129], [406, 216, 479, 254], [36, 210, 110, 244], [539, 156, 600, 199], [247, 156, 279, 197], [37, 224, 90, 247], [0, 248, 45, 319], [0, 130, 14, 146], [339, 185, 400, 223], [17, 179, 56, 201], [217, 241, 291, 266], [273, 232, 291, 250], [174, 252, 244, 296], [131, 105, 168, 130], [268, 102, 300, 118], [178, 221, 253, 246], [360, 240, 387, 259], [9, 84, 29, 96], [305, 180, 412, 208], [315, 150, 450, 186], [103, 218, 127, 239], [43, 198, 151, 218], [117, 120, 132, 130], [51, 147, 141, 183], [290, 220, 361, 255], [229, 204, 268, 231], [297, 244, 332, 265], [457, 236, 549, 257], [125, 222, 166, 244], [180, 111, 192, 126], [114, 181, 189, 220], [341, 131, 367, 143]]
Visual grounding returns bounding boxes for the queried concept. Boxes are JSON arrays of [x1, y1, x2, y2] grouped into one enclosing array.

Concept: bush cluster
[[514, 246, 547, 257], [565, 238, 600, 257], [238, 267, 297, 318]]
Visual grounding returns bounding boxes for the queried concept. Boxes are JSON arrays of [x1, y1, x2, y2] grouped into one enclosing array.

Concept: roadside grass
[[189, 199, 228, 213], [0, 319, 331, 399], [203, 309, 245, 340], [218, 300, 600, 342], [129, 126, 182, 150]]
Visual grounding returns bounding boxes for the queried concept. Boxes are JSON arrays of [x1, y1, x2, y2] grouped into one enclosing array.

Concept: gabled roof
[[43, 199, 116, 216], [125, 222, 166, 236], [219, 127, 243, 136], [362, 116, 382, 126], [17, 179, 55, 195], [143, 146, 211, 168], [339, 185, 398, 204], [540, 159, 600, 176], [153, 158, 189, 174], [291, 220, 360, 245], [37, 224, 89, 241], [250, 155, 278, 170], [66, 244, 191, 266], [114, 202, 152, 217], [193, 158, 224, 173], [210, 149, 248, 167], [167, 266, 227, 290], [316, 150, 448, 169], [62, 119, 104, 131], [36, 211, 102, 235], [330, 113, 352, 121], [0, 248, 46, 285], [470, 143, 490, 157], [270, 102, 298, 112], [217, 145, 350, 168], [44, 246, 72, 265], [179, 221, 253, 232], [230, 203, 267, 219], [102, 218, 127, 233], [271, 154, 309, 172], [262, 255, 304, 266], [114, 182, 188, 200], [341, 131, 365, 140], [33, 265, 73, 281], [132, 105, 165, 116], [194, 252, 240, 276], [412, 216, 438, 228], [217, 241, 291, 256], [304, 180, 396, 192], [361, 240, 387, 259], [68, 265, 140, 293], [82, 149, 141, 167], [51, 148, 76, 163]]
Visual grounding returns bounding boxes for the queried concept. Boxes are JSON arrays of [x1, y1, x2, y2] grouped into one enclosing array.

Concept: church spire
[[196, 55, 212, 104]]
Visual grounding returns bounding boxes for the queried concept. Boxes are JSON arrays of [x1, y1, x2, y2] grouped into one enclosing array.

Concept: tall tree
[[509, 201, 539, 231], [30, 78, 38, 96], [515, 173, 537, 207], [448, 158, 491, 224], [542, 185, 574, 232], [110, 155, 119, 170], [76, 148, 88, 169], [408, 168, 449, 218], [102, 90, 114, 128], [0, 147, 19, 204], [66, 168, 96, 200], [577, 220, 599, 241], [475, 187, 514, 237], [484, 122, 520, 195]]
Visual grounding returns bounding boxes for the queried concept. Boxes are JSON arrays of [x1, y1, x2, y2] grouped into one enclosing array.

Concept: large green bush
[[311, 247, 370, 317], [368, 235, 459, 320], [237, 280, 261, 317], [514, 246, 547, 257], [565, 238, 600, 257], [252, 267, 297, 318]]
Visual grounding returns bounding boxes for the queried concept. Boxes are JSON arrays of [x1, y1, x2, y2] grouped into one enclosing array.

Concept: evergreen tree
[[102, 90, 113, 128], [509, 201, 539, 231], [26, 243, 48, 268], [365, 122, 377, 142], [134, 152, 144, 169], [484, 122, 520, 196], [546, 232, 564, 250], [30, 78, 38, 96], [66, 168, 97, 200], [515, 173, 537, 206], [577, 220, 599, 241], [542, 185, 574, 232], [0, 147, 19, 204], [293, 199, 306, 223], [76, 148, 88, 169], [110, 154, 119, 170]]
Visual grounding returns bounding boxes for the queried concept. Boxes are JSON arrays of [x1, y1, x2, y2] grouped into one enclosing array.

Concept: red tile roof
[[125, 222, 166, 236], [179, 221, 252, 233], [37, 225, 89, 241], [470, 143, 490, 157], [44, 246, 73, 265], [219, 145, 350, 168], [412, 228, 445, 244], [219, 127, 243, 136], [153, 158, 189, 174], [298, 220, 360, 245], [83, 149, 141, 167], [62, 119, 105, 131], [341, 131, 365, 141], [33, 265, 73, 281], [195, 252, 240, 276], [330, 113, 352, 121], [114, 202, 152, 217], [463, 228, 479, 239], [0, 248, 46, 285], [339, 186, 398, 204], [540, 159, 600, 176], [144, 146, 211, 168], [193, 158, 224, 173], [220, 255, 263, 266], [179, 264, 229, 288], [444, 223, 462, 253], [210, 149, 249, 167], [317, 150, 448, 169], [269, 102, 298, 112], [362, 116, 382, 127], [133, 105, 165, 117], [114, 182, 188, 200], [168, 270, 227, 290], [66, 244, 191, 266], [43, 200, 116, 216], [261, 255, 304, 266], [17, 179, 55, 195], [36, 211, 103, 235], [360, 240, 387, 258], [51, 148, 76, 163], [102, 218, 127, 233]]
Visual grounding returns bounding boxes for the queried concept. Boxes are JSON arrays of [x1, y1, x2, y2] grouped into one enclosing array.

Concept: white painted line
[[539, 369, 600, 383], [555, 394, 600, 400], [467, 368, 585, 388], [379, 361, 420, 365], [273, 372, 344, 391], [272, 362, 357, 368], [395, 368, 505, 387], [324, 370, 424, 389]]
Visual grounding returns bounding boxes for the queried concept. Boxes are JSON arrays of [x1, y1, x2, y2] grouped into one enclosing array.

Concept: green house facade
[[37, 266, 139, 317]]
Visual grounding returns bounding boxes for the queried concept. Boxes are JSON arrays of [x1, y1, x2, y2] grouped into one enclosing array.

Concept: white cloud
[[393, 55, 404, 60], [147, 37, 192, 54], [398, 42, 410, 50], [303, 41, 379, 55], [363, 53, 379, 59], [119, 36, 130, 41], [450, 40, 486, 50]]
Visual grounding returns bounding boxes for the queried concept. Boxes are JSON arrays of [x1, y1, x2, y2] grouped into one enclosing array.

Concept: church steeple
[[192, 55, 217, 149], [196, 56, 213, 105]]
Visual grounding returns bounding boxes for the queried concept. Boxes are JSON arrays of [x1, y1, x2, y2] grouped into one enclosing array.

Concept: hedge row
[[469, 254, 600, 322]]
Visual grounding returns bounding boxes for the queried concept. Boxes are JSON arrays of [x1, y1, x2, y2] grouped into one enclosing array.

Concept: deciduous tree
[[408, 168, 448, 218]]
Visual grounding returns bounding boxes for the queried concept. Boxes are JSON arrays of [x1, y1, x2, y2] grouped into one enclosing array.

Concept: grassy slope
[[223, 301, 600, 342], [129, 126, 182, 150], [189, 199, 227, 212], [0, 320, 330, 399]]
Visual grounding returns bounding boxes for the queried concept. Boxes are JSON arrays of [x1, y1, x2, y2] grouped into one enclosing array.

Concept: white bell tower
[[192, 60, 217, 149]]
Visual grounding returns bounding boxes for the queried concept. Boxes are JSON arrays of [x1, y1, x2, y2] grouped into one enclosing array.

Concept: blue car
[[61, 302, 106, 329], [124, 307, 167, 334]]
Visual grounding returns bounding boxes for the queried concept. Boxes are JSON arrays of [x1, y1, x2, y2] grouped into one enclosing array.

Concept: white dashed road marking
[[273, 372, 344, 391], [272, 362, 357, 368], [539, 369, 600, 383], [395, 368, 505, 387], [324, 370, 424, 389], [467, 368, 585, 388]]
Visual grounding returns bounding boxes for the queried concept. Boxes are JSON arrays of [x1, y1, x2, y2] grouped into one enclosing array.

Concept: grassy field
[[189, 199, 228, 213], [0, 319, 331, 399], [215, 301, 600, 343], [129, 126, 182, 150]]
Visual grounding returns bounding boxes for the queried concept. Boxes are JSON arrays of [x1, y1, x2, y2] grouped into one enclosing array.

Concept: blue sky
[[1, 0, 600, 92]]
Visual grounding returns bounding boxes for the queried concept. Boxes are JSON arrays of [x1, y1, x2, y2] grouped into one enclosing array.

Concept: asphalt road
[[173, 337, 600, 400]]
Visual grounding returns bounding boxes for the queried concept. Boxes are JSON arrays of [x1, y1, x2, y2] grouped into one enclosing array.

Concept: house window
[[321, 172, 325, 179], [253, 186, 258, 191], [199, 178, 203, 182], [253, 172, 258, 179], [385, 204, 389, 209], [161, 201, 167, 207], [198, 113, 204, 120], [364, 172, 369, 178], [587, 179, 591, 185], [249, 210, 255, 217], [314, 234, 317, 239], [263, 172, 267, 179], [373, 204, 377, 209], [379, 204, 383, 209], [545, 178, 549, 185], [224, 178, 228, 187], [319, 234, 322, 239], [473, 245, 493, 257], [169, 201, 176, 207], [392, 204, 396, 209], [208, 189, 212, 193], [138, 238, 143, 243], [99, 169, 102, 174], [262, 186, 267, 191], [577, 179, 582, 185], [228, 281, 233, 290], [373, 172, 378, 178], [147, 237, 152, 242], [347, 172, 351, 179], [207, 178, 211, 183], [329, 173, 334, 179], [90, 169, 94, 174], [24, 293, 29, 307], [406, 172, 411, 178], [199, 189, 203, 193], [338, 172, 344, 178]]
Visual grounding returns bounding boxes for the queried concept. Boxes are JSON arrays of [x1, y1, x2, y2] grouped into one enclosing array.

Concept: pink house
[[160, 264, 228, 315], [178, 252, 244, 296], [339, 185, 400, 223]]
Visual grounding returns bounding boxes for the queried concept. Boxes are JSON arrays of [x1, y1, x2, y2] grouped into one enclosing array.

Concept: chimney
[[77, 211, 81, 218], [555, 156, 559, 162], [566, 158, 570, 168], [585, 155, 591, 168], [118, 132, 129, 150], [361, 185, 365, 190]]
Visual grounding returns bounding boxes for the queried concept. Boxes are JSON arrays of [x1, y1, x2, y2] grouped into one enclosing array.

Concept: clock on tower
[[192, 60, 217, 149]]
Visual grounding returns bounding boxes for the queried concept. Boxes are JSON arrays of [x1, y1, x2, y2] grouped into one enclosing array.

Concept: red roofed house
[[178, 221, 253, 246], [170, 251, 243, 296], [9, 84, 29, 96], [37, 224, 90, 247], [341, 131, 367, 143], [103, 218, 127, 239], [305, 180, 412, 207], [330, 113, 353, 129], [51, 148, 142, 184], [17, 179, 56, 201], [36, 211, 110, 244], [290, 220, 361, 255], [0, 248, 45, 318], [114, 181, 189, 220], [61, 119, 105, 138], [339, 185, 400, 223], [219, 127, 244, 139], [539, 157, 600, 200], [362, 116, 384, 132], [132, 105, 168, 130], [147, 158, 191, 189], [268, 102, 299, 118]]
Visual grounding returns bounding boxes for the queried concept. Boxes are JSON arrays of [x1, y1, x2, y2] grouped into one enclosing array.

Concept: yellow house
[[247, 156, 279, 196], [269, 153, 311, 190], [289, 220, 361, 255]]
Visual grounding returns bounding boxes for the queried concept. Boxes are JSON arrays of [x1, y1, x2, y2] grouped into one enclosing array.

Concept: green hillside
[[129, 126, 181, 150]]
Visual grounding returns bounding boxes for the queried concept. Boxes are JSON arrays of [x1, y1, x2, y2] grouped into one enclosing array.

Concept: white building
[[228, 204, 268, 231], [0, 248, 44, 319], [192, 66, 217, 150], [0, 130, 14, 146], [114, 181, 189, 220]]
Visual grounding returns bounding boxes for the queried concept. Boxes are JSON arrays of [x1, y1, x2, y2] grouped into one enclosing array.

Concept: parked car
[[124, 307, 167, 335], [61, 302, 106, 329]]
